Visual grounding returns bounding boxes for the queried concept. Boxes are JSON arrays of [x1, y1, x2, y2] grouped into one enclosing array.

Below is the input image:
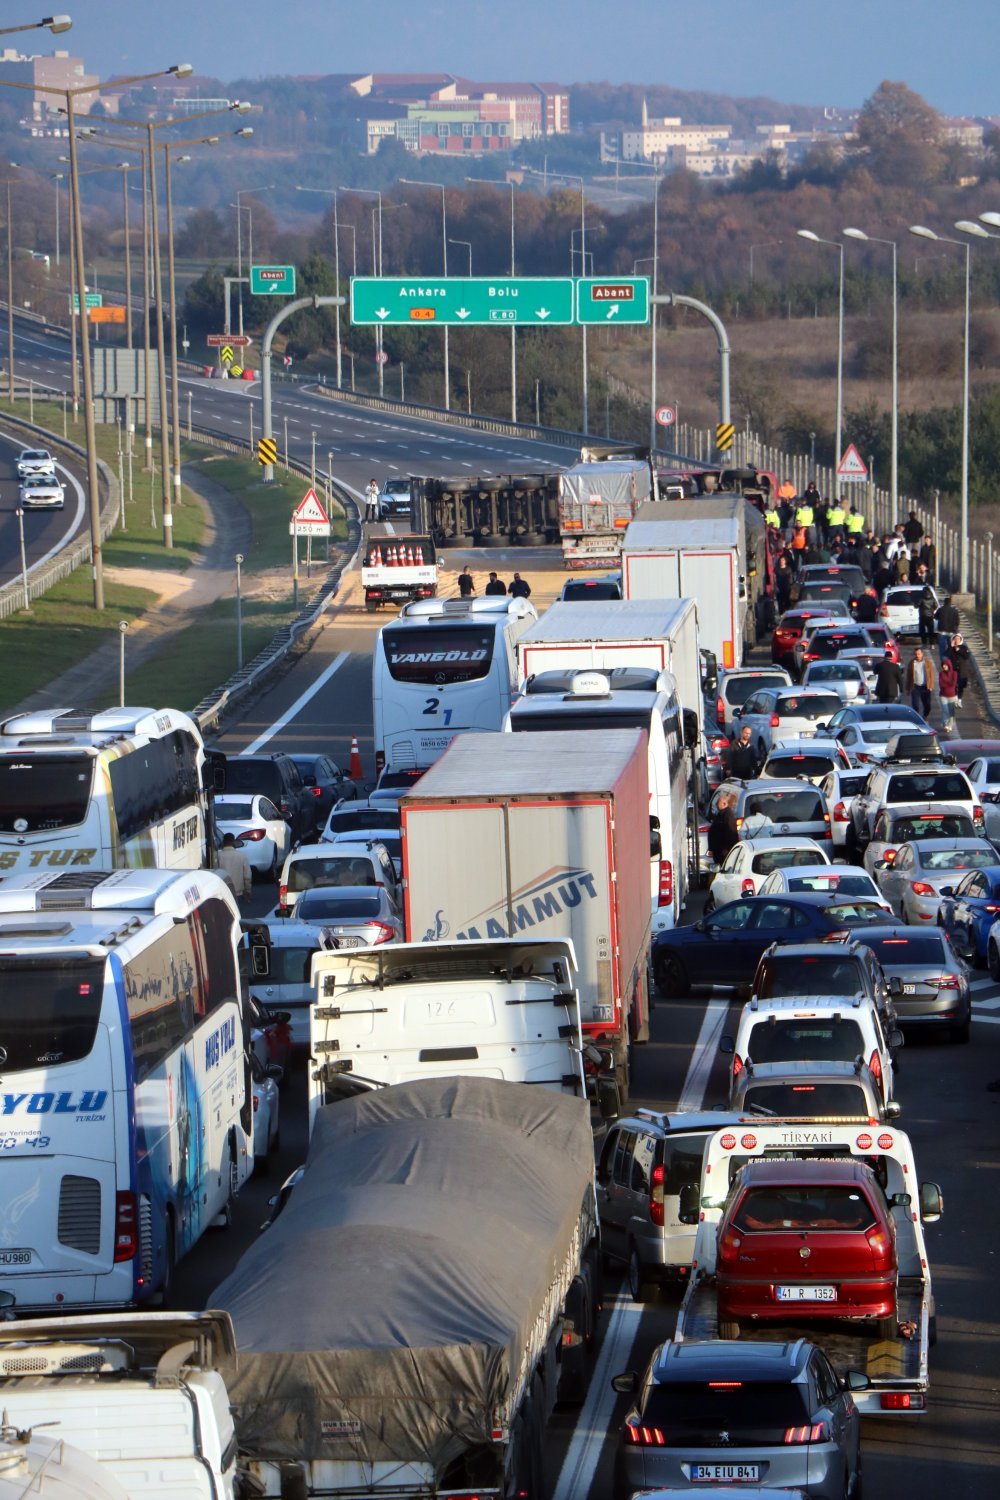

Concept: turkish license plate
[[691, 1464, 761, 1482], [333, 936, 362, 949], [0, 1249, 31, 1266], [777, 1284, 837, 1301], [903, 983, 916, 994]]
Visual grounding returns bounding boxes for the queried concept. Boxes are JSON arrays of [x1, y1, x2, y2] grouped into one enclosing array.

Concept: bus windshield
[[0, 955, 105, 1068], [382, 625, 495, 685], [0, 754, 94, 832]]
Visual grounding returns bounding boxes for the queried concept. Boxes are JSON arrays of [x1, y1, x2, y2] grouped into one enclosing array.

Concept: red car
[[771, 607, 849, 669], [716, 1158, 898, 1339]]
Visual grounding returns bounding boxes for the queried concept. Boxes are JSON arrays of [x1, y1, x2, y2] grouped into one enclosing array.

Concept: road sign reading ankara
[[351, 276, 575, 326], [575, 277, 650, 324], [250, 264, 297, 296]]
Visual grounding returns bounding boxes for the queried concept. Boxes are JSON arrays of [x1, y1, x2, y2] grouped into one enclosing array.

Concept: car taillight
[[880, 1392, 925, 1410], [803, 651, 819, 662], [716, 695, 725, 722], [735, 816, 744, 830], [974, 805, 985, 827], [309, 785, 323, 797], [910, 881, 934, 895], [823, 811, 831, 824], [880, 603, 889, 616], [625, 1420, 666, 1446], [278, 884, 287, 906], [658, 859, 673, 908], [833, 801, 851, 822], [253, 1092, 260, 1113], [868, 1049, 882, 1083], [866, 1224, 892, 1264], [240, 828, 267, 841], [770, 713, 780, 727], [375, 750, 386, 775], [784, 1422, 830, 1444], [650, 1162, 666, 1227], [741, 878, 755, 897], [882, 848, 897, 863], [718, 1228, 741, 1260], [732, 1054, 744, 1080], [113, 1191, 138, 1262], [371, 922, 396, 945]]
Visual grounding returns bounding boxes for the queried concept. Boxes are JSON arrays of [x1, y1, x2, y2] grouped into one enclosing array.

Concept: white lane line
[[243, 651, 350, 753], [0, 429, 86, 576], [676, 997, 730, 1111], [974, 1014, 1000, 1025], [550, 1293, 642, 1500]]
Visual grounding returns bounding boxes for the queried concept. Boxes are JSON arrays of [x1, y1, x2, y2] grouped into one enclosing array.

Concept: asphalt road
[[0, 427, 88, 591]]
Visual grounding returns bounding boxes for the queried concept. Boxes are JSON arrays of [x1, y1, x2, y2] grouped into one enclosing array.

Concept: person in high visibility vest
[[794, 502, 814, 529], [764, 505, 780, 528], [825, 501, 846, 541], [845, 507, 865, 534]]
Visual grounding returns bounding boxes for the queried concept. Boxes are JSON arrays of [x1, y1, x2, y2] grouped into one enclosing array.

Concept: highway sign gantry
[[575, 277, 650, 324], [257, 436, 278, 467], [351, 276, 576, 326], [716, 422, 735, 452], [250, 264, 297, 297]]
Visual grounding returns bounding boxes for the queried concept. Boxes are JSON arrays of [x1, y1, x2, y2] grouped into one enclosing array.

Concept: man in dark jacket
[[903, 510, 925, 545], [874, 648, 904, 704], [484, 572, 507, 596], [917, 584, 937, 645], [936, 596, 960, 660], [708, 793, 739, 867], [728, 725, 760, 781], [855, 586, 879, 624]]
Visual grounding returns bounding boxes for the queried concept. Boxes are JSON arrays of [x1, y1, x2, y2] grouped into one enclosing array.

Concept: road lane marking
[[0, 428, 86, 580], [676, 997, 730, 1111], [550, 1294, 642, 1500], [243, 651, 350, 752]]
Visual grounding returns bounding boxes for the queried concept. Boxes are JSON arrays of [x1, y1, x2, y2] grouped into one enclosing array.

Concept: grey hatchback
[[612, 1338, 865, 1500]]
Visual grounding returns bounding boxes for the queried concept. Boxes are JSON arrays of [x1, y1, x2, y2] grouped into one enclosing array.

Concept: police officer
[[764, 503, 780, 529], [845, 505, 865, 536], [825, 499, 846, 543]]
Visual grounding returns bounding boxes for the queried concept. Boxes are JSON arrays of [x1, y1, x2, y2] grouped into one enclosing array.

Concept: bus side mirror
[[678, 1183, 701, 1225], [682, 707, 699, 749], [919, 1181, 943, 1223], [650, 816, 662, 859], [597, 1078, 621, 1124]]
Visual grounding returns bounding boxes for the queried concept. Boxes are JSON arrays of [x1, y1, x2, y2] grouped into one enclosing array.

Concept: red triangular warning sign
[[292, 487, 330, 523], [836, 443, 868, 479]]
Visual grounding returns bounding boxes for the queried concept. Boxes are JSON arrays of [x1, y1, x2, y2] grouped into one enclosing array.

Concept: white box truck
[[400, 729, 652, 1092], [622, 497, 768, 669], [308, 937, 587, 1126]]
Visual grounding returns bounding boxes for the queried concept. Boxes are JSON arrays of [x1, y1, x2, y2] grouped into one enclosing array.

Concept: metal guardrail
[[0, 396, 119, 622]]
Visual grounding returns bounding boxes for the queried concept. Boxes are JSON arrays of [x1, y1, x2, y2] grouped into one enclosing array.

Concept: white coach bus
[[0, 707, 211, 878], [0, 868, 252, 1313]]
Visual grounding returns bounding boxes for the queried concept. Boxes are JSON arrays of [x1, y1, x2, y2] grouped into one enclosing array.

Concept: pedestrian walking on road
[[939, 654, 960, 733], [728, 725, 760, 782], [484, 571, 507, 596], [918, 584, 937, 646], [365, 478, 380, 522], [903, 510, 925, 545], [218, 834, 252, 901], [457, 566, 475, 599], [936, 596, 959, 660], [508, 572, 532, 599], [855, 585, 879, 624], [906, 647, 935, 720], [874, 647, 904, 705], [708, 793, 739, 867], [945, 634, 970, 706]]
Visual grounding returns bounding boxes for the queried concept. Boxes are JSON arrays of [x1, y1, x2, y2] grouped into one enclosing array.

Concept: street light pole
[[843, 228, 898, 526], [5, 174, 15, 401], [910, 225, 971, 593], [235, 553, 244, 670], [15, 506, 28, 611], [295, 185, 342, 388], [118, 621, 128, 707], [448, 238, 472, 276], [797, 229, 844, 498], [342, 187, 385, 396]]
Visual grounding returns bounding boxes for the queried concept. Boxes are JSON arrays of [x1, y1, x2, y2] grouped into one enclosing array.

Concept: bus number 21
[[423, 698, 452, 724]]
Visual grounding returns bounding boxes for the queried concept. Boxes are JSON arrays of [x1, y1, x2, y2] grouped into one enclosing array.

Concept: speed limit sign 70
[[656, 404, 676, 427]]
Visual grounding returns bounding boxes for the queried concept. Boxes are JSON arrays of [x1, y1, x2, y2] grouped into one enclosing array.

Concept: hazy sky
[[56, 1, 993, 116]]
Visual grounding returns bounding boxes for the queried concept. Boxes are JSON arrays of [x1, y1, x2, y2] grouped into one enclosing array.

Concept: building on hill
[[347, 72, 569, 154], [0, 46, 106, 132]]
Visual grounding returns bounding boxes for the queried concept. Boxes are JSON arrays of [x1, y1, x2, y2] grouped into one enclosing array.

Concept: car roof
[[216, 793, 264, 806], [744, 995, 868, 1016], [761, 940, 868, 959], [740, 836, 825, 851], [614, 1109, 745, 1135], [767, 863, 870, 880], [737, 1157, 874, 1186], [765, 738, 839, 753], [910, 836, 994, 852], [736, 777, 826, 795], [651, 1338, 808, 1382], [742, 1059, 870, 1081]]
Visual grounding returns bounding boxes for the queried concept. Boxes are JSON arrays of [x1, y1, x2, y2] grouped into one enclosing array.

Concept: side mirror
[[611, 1371, 639, 1395], [889, 1191, 912, 1210], [682, 707, 699, 750], [884, 1099, 901, 1121], [816, 722, 828, 732], [919, 1181, 944, 1223], [597, 1077, 621, 1124], [873, 859, 887, 871], [940, 885, 955, 899], [694, 919, 707, 933], [678, 1182, 701, 1225], [889, 1028, 904, 1049], [719, 1034, 735, 1054], [0, 1290, 14, 1310], [843, 1369, 871, 1393], [265, 1063, 284, 1081], [250, 944, 270, 978], [888, 975, 904, 997], [272, 1009, 292, 1024]]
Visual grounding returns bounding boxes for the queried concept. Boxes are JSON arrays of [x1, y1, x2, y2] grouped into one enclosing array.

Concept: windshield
[[776, 694, 841, 720], [744, 789, 824, 822], [724, 674, 788, 706], [0, 754, 95, 833], [886, 774, 970, 803], [743, 1082, 870, 1117], [862, 934, 948, 965], [750, 848, 822, 874], [327, 809, 400, 836], [381, 624, 495, 685], [746, 1017, 866, 1066], [288, 857, 378, 892], [0, 956, 105, 1069], [733, 1185, 876, 1231], [920, 847, 995, 870], [783, 873, 876, 895], [217, 800, 255, 821], [757, 954, 867, 998], [297, 891, 383, 920]]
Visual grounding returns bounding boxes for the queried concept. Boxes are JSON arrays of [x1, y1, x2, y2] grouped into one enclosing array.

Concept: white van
[[277, 839, 401, 916]]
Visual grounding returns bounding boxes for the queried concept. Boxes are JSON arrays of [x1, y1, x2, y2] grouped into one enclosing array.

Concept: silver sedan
[[877, 837, 1000, 924], [19, 474, 65, 509]]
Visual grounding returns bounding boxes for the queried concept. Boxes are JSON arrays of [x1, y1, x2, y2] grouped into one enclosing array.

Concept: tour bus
[[372, 596, 538, 773], [507, 667, 691, 930], [0, 707, 211, 879], [0, 868, 252, 1314]]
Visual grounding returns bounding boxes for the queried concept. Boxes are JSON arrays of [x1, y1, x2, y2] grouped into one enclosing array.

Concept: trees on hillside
[[853, 81, 946, 186]]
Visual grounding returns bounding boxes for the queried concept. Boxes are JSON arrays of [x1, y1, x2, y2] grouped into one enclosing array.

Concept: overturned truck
[[411, 471, 562, 547]]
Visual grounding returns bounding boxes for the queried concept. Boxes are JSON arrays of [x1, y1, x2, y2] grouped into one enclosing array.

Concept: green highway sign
[[250, 264, 297, 296], [575, 276, 650, 324], [351, 276, 575, 326], [70, 292, 103, 311]]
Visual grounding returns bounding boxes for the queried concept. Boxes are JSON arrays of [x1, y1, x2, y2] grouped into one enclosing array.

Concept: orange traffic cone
[[349, 736, 363, 781]]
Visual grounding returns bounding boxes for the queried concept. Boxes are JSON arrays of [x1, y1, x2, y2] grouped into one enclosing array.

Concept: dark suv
[[612, 1338, 865, 1500], [210, 752, 311, 843]]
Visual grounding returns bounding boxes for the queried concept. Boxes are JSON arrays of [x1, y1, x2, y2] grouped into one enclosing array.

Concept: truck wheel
[[522, 531, 546, 546], [365, 599, 378, 613], [718, 1317, 740, 1339], [627, 1245, 654, 1305], [655, 954, 689, 999]]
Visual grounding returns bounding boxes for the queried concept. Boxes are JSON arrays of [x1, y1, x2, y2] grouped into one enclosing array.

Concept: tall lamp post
[[448, 238, 472, 276], [910, 225, 971, 593], [400, 179, 451, 410], [797, 229, 844, 498], [0, 60, 196, 608], [295, 185, 342, 387], [232, 183, 274, 336], [0, 14, 72, 39], [341, 186, 385, 396], [466, 174, 518, 420], [4, 167, 20, 401], [843, 228, 898, 527]]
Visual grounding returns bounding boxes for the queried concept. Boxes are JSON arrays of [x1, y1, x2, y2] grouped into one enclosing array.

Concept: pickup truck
[[362, 525, 437, 611], [675, 1120, 943, 1414]]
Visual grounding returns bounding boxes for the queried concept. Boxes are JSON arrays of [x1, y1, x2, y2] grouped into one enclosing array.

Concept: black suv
[[210, 752, 311, 843], [288, 753, 357, 833]]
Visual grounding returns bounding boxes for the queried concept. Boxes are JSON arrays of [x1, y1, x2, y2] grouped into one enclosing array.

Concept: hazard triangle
[[836, 443, 868, 479], [292, 488, 330, 523]]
